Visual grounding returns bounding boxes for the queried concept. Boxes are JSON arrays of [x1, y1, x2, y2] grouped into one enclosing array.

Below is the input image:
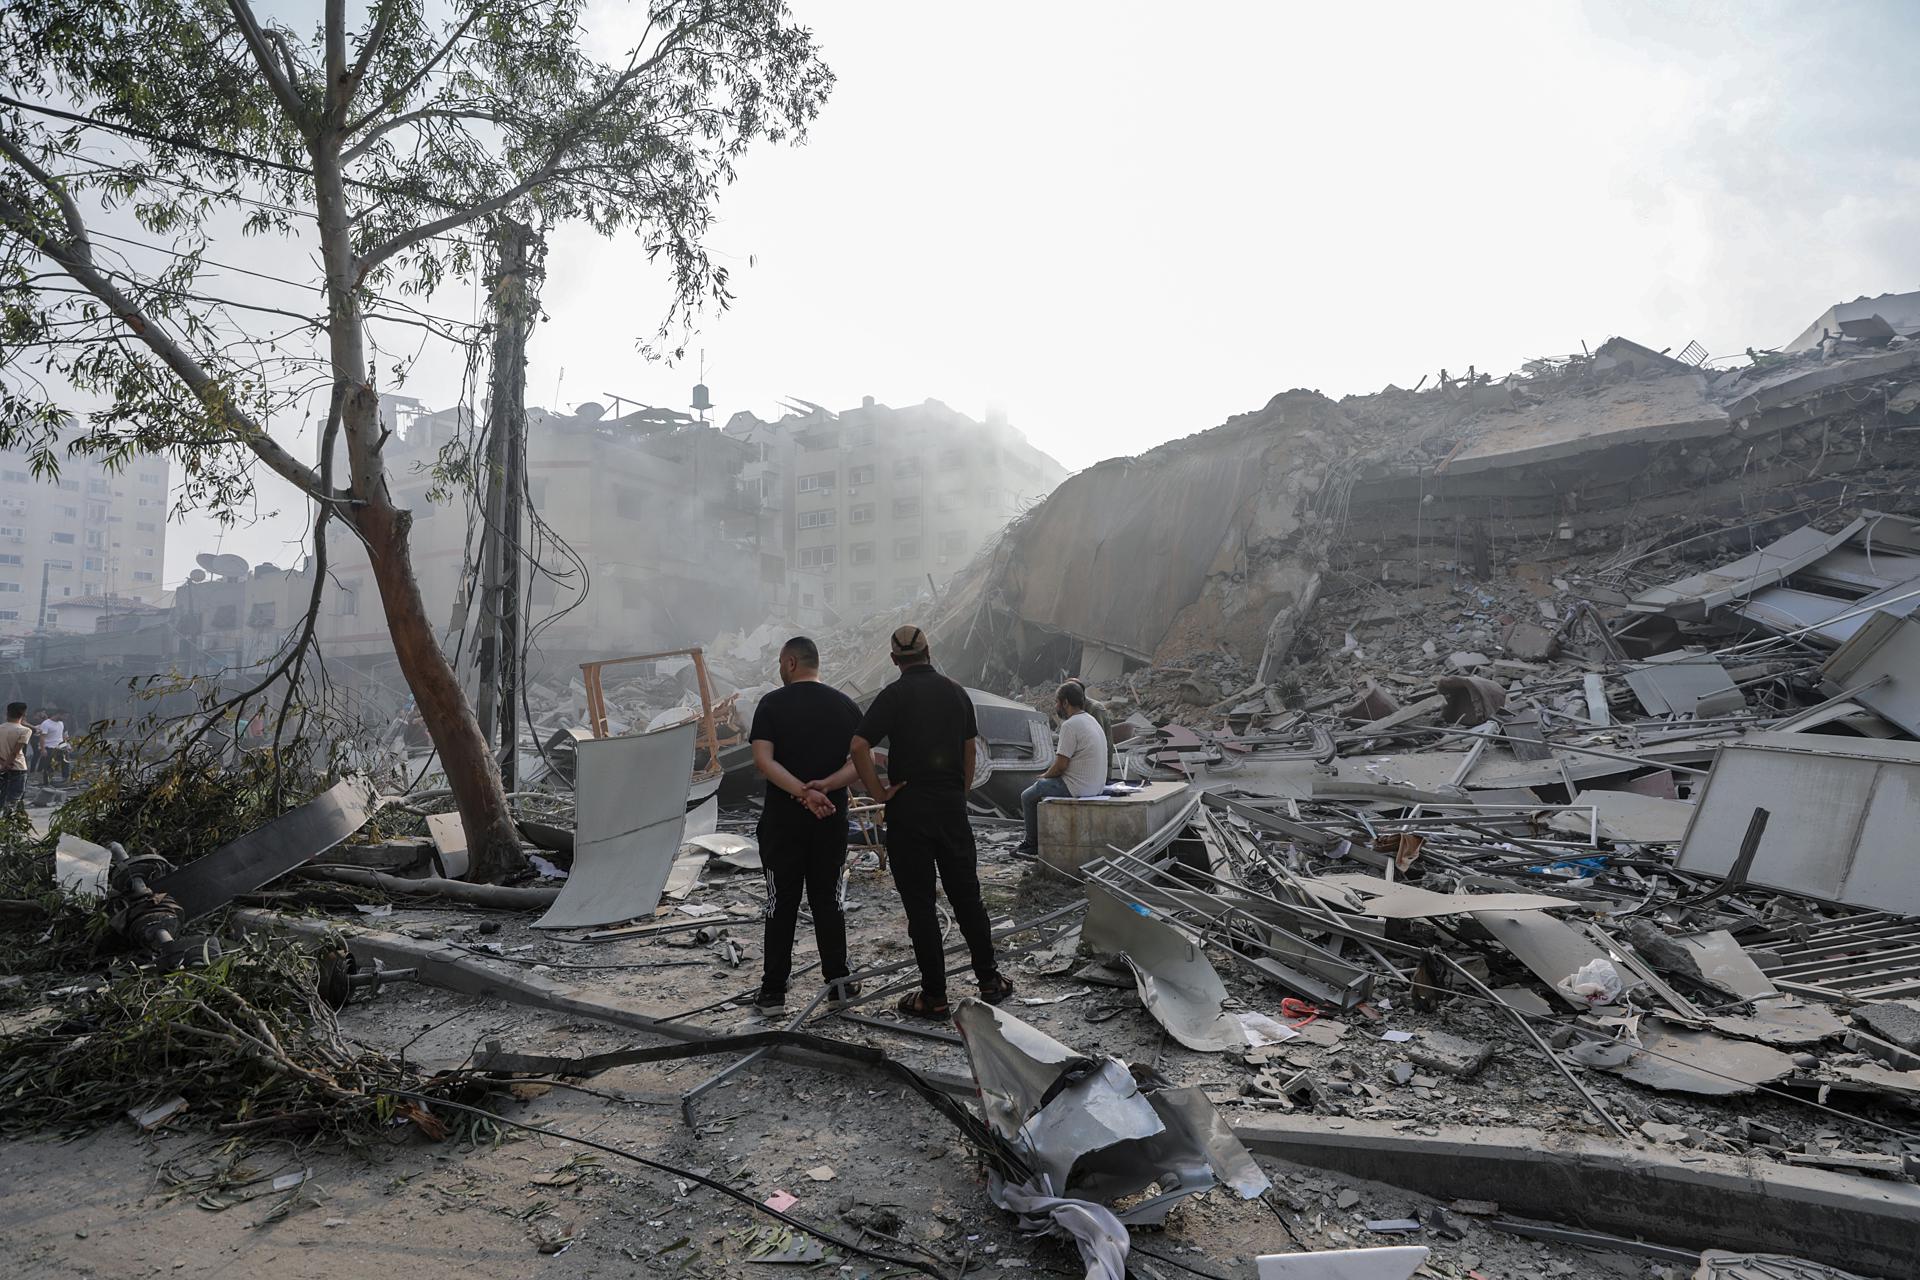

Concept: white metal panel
[[533, 720, 696, 929], [1675, 733, 1920, 913]]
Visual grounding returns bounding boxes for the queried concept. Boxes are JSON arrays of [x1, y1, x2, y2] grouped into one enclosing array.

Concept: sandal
[[896, 990, 951, 1021], [980, 974, 1016, 1006]]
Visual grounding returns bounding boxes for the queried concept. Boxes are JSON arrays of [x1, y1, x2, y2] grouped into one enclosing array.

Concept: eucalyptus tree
[[0, 0, 831, 877]]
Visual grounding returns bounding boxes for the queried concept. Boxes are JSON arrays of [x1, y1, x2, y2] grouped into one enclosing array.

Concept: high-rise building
[[723, 397, 1068, 622], [0, 441, 169, 636]]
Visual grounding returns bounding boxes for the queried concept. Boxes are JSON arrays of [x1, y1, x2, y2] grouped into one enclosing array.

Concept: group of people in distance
[[747, 624, 1110, 1021], [0, 702, 70, 811]]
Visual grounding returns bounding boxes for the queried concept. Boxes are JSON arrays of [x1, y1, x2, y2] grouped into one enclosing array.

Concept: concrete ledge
[[1231, 1117, 1915, 1279]]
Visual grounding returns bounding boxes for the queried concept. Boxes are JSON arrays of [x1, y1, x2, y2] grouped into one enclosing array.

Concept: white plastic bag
[[1556, 957, 1625, 1008]]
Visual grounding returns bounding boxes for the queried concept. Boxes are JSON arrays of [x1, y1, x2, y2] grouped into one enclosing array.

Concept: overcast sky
[[122, 0, 1920, 583]]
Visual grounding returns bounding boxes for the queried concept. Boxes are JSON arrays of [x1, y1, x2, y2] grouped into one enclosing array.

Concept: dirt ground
[[0, 976, 1665, 1280]]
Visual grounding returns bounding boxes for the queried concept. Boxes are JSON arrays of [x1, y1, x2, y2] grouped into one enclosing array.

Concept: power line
[[0, 92, 466, 212]]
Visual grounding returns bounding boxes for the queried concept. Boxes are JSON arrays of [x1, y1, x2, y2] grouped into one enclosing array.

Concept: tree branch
[[342, 0, 401, 109], [341, 106, 500, 165], [352, 19, 703, 274], [0, 141, 331, 501], [342, 5, 487, 136], [226, 0, 312, 135]]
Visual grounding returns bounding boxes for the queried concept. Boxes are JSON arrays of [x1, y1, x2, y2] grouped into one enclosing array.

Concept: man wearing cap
[[840, 625, 1014, 1019]]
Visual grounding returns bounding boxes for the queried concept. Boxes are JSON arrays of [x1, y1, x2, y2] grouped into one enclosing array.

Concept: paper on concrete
[[1256, 1247, 1430, 1280], [425, 811, 469, 879], [533, 721, 696, 930], [54, 833, 111, 897], [1302, 872, 1578, 920], [686, 832, 761, 870], [1083, 884, 1248, 1052]]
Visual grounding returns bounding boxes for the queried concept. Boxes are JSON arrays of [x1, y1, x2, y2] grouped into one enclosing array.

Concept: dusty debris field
[[3, 816, 1894, 1280], [0, 974, 1661, 1280]]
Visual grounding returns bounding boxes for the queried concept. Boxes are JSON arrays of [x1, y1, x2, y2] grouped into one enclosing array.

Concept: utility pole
[[474, 221, 542, 790]]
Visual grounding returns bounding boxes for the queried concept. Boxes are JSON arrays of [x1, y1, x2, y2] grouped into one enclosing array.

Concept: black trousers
[[885, 802, 1000, 1003], [757, 812, 851, 995]]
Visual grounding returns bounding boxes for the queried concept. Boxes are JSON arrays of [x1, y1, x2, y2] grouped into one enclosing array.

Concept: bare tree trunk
[[346, 392, 525, 879]]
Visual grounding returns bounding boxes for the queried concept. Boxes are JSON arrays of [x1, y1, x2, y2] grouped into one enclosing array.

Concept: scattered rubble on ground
[[9, 330, 1920, 1279]]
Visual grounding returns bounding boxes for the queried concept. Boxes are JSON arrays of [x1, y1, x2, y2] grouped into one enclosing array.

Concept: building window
[[0, 610, 17, 621], [893, 579, 919, 603], [798, 470, 836, 493], [893, 458, 920, 479], [939, 448, 965, 469], [849, 541, 874, 565], [335, 582, 359, 616], [799, 545, 836, 568], [50, 532, 74, 544], [797, 509, 835, 530], [139, 471, 163, 484], [851, 581, 874, 604], [939, 530, 967, 556], [848, 464, 875, 486], [45, 559, 70, 570], [0, 555, 19, 566], [0, 526, 20, 539], [0, 582, 19, 593], [801, 430, 840, 452], [132, 571, 155, 583], [211, 604, 238, 628], [894, 537, 920, 561], [39, 610, 51, 624], [892, 497, 920, 519], [848, 503, 875, 524], [935, 491, 964, 513], [142, 547, 155, 558], [87, 479, 110, 495], [83, 556, 102, 571], [983, 487, 1000, 507], [57, 479, 78, 492], [248, 602, 277, 629], [822, 583, 835, 605], [136, 522, 157, 533], [0, 470, 24, 483]]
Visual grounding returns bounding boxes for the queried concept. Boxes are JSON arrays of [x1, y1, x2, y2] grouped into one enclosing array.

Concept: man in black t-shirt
[[842, 625, 1013, 1020], [748, 635, 864, 1017]]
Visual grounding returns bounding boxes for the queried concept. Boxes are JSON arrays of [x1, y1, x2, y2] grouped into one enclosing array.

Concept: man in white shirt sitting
[[1017, 682, 1110, 858]]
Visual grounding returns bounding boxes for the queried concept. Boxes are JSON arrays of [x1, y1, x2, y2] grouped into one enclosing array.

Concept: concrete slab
[[1037, 780, 1192, 878]]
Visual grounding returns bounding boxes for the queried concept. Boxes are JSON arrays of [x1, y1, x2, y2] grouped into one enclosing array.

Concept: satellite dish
[[196, 552, 250, 579], [188, 568, 206, 583], [575, 400, 606, 421]]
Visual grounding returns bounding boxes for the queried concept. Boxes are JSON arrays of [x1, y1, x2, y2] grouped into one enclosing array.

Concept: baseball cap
[[890, 624, 930, 659]]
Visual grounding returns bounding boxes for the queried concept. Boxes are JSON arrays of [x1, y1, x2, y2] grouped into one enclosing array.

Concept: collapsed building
[[864, 323, 1920, 699]]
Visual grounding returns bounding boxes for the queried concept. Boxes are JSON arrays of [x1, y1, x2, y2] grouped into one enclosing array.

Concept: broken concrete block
[[1404, 1031, 1493, 1080], [1639, 1121, 1689, 1144], [1447, 651, 1491, 671], [1851, 1001, 1920, 1053], [1389, 1062, 1414, 1086], [1501, 621, 1559, 661]]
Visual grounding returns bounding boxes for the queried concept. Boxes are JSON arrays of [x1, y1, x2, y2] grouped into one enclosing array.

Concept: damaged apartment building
[[240, 392, 1067, 714]]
